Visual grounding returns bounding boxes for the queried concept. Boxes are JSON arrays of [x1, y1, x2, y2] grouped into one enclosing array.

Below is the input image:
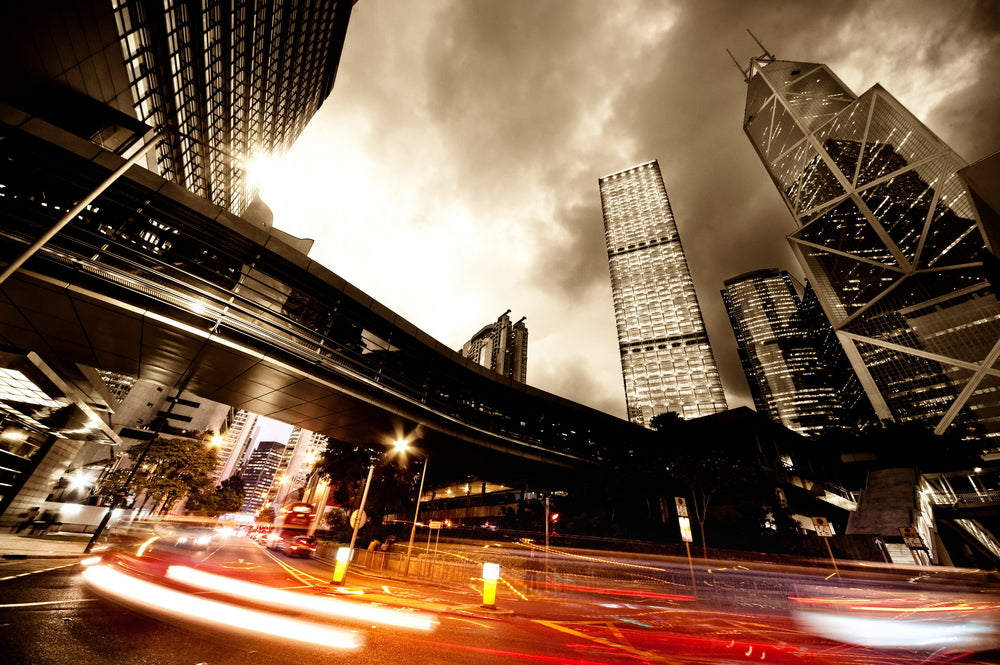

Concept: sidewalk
[[0, 531, 92, 559]]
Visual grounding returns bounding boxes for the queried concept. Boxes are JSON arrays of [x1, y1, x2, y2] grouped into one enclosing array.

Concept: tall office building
[[798, 283, 880, 433], [722, 268, 846, 435], [599, 161, 728, 426], [742, 55, 1000, 439], [240, 439, 287, 513], [2, 0, 354, 216], [215, 409, 261, 482], [461, 310, 528, 384]]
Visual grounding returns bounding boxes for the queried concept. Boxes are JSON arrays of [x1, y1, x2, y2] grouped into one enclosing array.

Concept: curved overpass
[[0, 108, 653, 480]]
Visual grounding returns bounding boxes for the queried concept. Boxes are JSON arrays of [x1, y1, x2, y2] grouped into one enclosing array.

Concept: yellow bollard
[[482, 562, 500, 609], [331, 547, 350, 585]]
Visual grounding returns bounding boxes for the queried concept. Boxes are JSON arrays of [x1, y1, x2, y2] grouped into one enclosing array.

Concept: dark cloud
[[273, 0, 1000, 420], [524, 201, 610, 299]]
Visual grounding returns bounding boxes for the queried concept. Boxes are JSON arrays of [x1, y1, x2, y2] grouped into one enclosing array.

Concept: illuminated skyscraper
[[3, 0, 353, 216], [723, 268, 851, 435], [742, 55, 1000, 438], [461, 310, 528, 384], [599, 161, 728, 426], [240, 439, 286, 513]]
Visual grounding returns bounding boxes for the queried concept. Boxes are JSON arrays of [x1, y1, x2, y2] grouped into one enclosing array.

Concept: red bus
[[266, 502, 318, 556]]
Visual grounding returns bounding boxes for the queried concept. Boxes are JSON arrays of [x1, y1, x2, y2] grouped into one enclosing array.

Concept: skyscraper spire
[[742, 55, 1000, 438]]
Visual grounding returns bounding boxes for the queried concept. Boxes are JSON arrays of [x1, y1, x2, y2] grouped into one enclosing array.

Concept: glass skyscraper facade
[[599, 160, 728, 427], [743, 56, 1000, 439], [722, 268, 846, 436], [3, 0, 353, 217], [112, 0, 353, 215], [240, 439, 286, 513]]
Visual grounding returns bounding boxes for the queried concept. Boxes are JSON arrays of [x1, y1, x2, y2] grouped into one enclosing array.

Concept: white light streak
[[82, 565, 361, 649], [166, 566, 438, 631]]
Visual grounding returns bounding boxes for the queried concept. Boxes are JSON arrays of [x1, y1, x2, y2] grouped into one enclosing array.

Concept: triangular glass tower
[[743, 57, 1000, 439]]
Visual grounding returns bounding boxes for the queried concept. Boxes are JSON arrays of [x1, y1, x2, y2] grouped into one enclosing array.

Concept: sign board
[[899, 526, 926, 550], [349, 509, 367, 529], [678, 516, 693, 543], [675, 497, 689, 518], [812, 516, 834, 537], [428, 520, 444, 530]]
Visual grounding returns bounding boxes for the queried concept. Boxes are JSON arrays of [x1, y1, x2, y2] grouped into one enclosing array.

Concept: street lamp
[[346, 463, 375, 554], [346, 439, 410, 556], [395, 441, 429, 576]]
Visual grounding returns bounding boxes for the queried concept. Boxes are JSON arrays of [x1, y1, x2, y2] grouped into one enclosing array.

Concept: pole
[[0, 133, 163, 287], [544, 496, 550, 549], [347, 464, 374, 553], [403, 456, 428, 576], [684, 541, 697, 600], [84, 398, 180, 555], [823, 537, 839, 576]]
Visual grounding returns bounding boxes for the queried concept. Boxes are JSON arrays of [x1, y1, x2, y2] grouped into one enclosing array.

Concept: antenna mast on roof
[[746, 28, 776, 60], [726, 48, 749, 83]]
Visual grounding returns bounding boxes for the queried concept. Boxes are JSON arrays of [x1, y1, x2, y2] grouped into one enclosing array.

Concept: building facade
[[599, 161, 728, 426], [3, 0, 353, 216], [240, 439, 287, 514], [460, 310, 528, 384], [0, 0, 352, 524], [214, 408, 261, 482], [723, 268, 853, 435], [742, 56, 1000, 439], [798, 282, 880, 434]]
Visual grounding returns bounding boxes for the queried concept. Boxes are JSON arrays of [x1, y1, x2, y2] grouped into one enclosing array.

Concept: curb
[[450, 604, 516, 618]]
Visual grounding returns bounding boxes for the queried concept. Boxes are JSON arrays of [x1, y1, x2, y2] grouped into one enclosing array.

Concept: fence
[[315, 540, 882, 611]]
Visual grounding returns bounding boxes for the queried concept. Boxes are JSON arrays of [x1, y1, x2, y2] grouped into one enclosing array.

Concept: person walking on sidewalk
[[11, 507, 39, 534]]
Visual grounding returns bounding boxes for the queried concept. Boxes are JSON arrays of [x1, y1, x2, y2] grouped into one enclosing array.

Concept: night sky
[[258, 0, 1000, 420]]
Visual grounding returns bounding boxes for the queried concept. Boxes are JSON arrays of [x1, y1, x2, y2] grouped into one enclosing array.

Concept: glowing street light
[[395, 440, 429, 576]]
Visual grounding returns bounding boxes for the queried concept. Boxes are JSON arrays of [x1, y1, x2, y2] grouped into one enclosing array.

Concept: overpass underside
[[0, 107, 653, 483]]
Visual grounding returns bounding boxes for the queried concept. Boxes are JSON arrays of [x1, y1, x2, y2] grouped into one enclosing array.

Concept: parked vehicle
[[274, 532, 317, 557]]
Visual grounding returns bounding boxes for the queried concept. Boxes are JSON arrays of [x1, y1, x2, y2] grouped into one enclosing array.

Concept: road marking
[[261, 548, 326, 586], [534, 619, 662, 662], [0, 561, 81, 582], [0, 599, 96, 608], [445, 616, 492, 629]]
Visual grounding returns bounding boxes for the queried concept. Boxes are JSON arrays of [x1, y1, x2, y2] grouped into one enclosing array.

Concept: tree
[[130, 437, 218, 514], [661, 443, 751, 555], [316, 438, 416, 532], [646, 417, 766, 556], [185, 475, 245, 515]]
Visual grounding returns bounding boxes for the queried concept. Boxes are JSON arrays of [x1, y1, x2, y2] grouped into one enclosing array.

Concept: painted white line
[[0, 599, 96, 608], [0, 561, 81, 582]]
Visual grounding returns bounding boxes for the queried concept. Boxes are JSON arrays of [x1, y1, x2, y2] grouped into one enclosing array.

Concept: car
[[275, 533, 317, 557], [171, 526, 218, 550]]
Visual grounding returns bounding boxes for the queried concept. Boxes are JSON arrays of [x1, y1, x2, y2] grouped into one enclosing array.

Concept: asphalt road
[[2, 537, 999, 665]]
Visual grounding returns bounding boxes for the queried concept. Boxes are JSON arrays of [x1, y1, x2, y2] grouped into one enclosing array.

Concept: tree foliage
[[185, 475, 245, 515], [315, 438, 417, 530], [645, 415, 771, 554], [130, 437, 218, 514]]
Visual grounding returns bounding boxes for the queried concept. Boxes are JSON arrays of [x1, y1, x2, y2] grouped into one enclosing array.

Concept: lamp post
[[346, 463, 375, 554], [403, 454, 429, 576]]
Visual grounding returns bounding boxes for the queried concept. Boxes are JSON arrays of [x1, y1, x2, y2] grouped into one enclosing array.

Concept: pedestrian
[[11, 507, 40, 534], [30, 510, 56, 536]]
